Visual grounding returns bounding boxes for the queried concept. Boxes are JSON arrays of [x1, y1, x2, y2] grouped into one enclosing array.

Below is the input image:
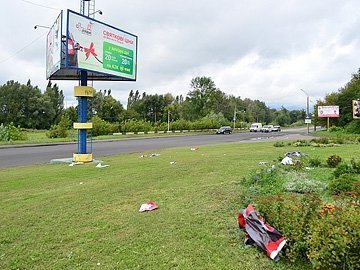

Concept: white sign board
[[318, 106, 339, 118], [46, 11, 62, 79]]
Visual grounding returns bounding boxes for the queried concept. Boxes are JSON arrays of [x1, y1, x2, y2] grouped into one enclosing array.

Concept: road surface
[[0, 128, 313, 168]]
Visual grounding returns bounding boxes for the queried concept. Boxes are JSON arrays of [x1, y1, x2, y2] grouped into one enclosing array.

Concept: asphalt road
[[0, 128, 313, 168]]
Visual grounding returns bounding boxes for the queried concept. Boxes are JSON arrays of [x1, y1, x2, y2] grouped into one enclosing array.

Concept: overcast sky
[[1, 0, 359, 109]]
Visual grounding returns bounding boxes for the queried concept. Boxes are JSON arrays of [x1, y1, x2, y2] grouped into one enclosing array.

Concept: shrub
[[326, 154, 342, 168], [310, 137, 330, 144], [122, 119, 152, 133], [329, 174, 356, 195], [307, 199, 360, 270], [273, 141, 285, 147], [350, 158, 360, 174], [292, 140, 311, 147], [0, 123, 27, 141], [328, 126, 343, 132], [333, 163, 354, 178], [307, 156, 322, 167], [257, 193, 321, 262], [284, 172, 327, 193], [46, 116, 70, 138]]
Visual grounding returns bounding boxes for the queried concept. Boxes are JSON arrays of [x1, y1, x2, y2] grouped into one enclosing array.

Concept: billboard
[[318, 106, 339, 118], [353, 100, 360, 119], [46, 11, 62, 79], [66, 9, 137, 81]]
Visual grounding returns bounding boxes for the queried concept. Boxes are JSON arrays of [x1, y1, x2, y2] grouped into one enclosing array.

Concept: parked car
[[261, 125, 274, 133], [249, 123, 262, 132], [272, 125, 281, 132], [216, 126, 232, 134]]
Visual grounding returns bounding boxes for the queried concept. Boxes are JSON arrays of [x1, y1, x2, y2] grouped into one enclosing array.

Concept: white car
[[261, 125, 274, 133]]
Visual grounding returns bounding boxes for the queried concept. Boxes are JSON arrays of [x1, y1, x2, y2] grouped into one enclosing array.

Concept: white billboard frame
[[46, 11, 62, 79], [317, 105, 340, 118]]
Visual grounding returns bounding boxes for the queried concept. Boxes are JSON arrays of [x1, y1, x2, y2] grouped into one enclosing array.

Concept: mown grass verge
[[1, 141, 359, 269]]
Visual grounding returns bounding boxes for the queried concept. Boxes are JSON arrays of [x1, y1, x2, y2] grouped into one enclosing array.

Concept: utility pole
[[300, 89, 310, 135]]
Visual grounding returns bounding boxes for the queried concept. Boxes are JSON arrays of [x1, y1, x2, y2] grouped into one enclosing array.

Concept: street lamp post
[[300, 89, 310, 135]]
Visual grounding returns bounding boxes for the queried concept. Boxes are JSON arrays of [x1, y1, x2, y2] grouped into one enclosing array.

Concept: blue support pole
[[78, 70, 88, 154]]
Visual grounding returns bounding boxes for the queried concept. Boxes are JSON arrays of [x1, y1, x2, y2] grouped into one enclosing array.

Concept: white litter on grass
[[259, 161, 268, 165], [69, 162, 84, 167], [139, 154, 147, 158], [281, 156, 294, 165], [139, 201, 158, 212], [170, 161, 176, 165], [150, 153, 161, 157], [190, 147, 199, 151], [305, 167, 314, 170], [96, 163, 110, 168], [79, 182, 84, 185]]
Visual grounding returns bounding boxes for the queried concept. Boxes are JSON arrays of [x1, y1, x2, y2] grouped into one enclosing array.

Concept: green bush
[[0, 123, 27, 141], [284, 172, 327, 193], [257, 193, 321, 262], [273, 141, 285, 147], [328, 126, 343, 132], [46, 116, 70, 138], [307, 199, 360, 270], [350, 158, 360, 174], [292, 140, 311, 146], [329, 174, 356, 195], [326, 154, 342, 168], [122, 119, 152, 133], [333, 163, 354, 178], [307, 156, 322, 167]]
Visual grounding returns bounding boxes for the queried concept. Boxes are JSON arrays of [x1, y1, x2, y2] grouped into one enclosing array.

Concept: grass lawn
[[1, 141, 358, 269]]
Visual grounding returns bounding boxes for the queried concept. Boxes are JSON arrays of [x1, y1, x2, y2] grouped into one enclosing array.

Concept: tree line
[[0, 76, 322, 131]]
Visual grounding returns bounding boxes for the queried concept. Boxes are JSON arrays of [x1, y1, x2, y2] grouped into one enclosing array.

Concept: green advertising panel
[[103, 41, 133, 75]]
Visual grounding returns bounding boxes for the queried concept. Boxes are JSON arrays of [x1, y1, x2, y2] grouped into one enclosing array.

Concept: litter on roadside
[[96, 163, 110, 168], [190, 147, 199, 151], [69, 162, 84, 167], [139, 201, 158, 212], [170, 161, 176, 165], [285, 151, 308, 157], [139, 154, 147, 158], [281, 156, 294, 165], [238, 204, 286, 260], [258, 161, 268, 165], [150, 153, 161, 157]]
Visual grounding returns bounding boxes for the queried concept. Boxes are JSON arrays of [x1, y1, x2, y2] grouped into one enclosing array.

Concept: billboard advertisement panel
[[318, 106, 339, 118], [353, 100, 360, 119], [66, 10, 137, 80], [46, 11, 62, 79]]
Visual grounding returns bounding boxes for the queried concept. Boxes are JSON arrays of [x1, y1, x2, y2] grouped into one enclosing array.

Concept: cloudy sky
[[0, 0, 359, 109]]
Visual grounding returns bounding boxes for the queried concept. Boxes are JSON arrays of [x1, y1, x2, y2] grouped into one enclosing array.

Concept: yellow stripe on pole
[[74, 86, 94, 97], [73, 122, 93, 129], [73, 153, 93, 163]]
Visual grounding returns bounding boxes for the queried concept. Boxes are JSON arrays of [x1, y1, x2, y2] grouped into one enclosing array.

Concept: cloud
[[1, 0, 360, 110]]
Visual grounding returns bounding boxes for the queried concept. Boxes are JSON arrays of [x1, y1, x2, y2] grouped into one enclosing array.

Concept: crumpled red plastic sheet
[[238, 204, 286, 260]]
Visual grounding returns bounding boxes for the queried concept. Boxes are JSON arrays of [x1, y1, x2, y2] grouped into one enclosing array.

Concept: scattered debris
[[285, 151, 308, 157], [170, 161, 176, 165], [150, 153, 161, 157], [281, 156, 294, 165], [258, 161, 268, 165], [139, 154, 147, 158], [190, 147, 199, 151], [305, 167, 314, 170], [139, 201, 158, 212], [238, 204, 286, 260], [69, 162, 84, 167], [96, 163, 110, 168], [79, 182, 84, 185]]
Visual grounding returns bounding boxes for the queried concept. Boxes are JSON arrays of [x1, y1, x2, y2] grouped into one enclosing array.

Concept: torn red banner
[[238, 204, 286, 260]]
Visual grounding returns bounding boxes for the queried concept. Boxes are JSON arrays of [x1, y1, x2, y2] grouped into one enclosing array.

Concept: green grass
[[1, 141, 359, 269]]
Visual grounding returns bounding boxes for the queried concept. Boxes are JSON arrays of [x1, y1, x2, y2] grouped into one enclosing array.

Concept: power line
[[0, 33, 47, 64], [20, 0, 61, 11]]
